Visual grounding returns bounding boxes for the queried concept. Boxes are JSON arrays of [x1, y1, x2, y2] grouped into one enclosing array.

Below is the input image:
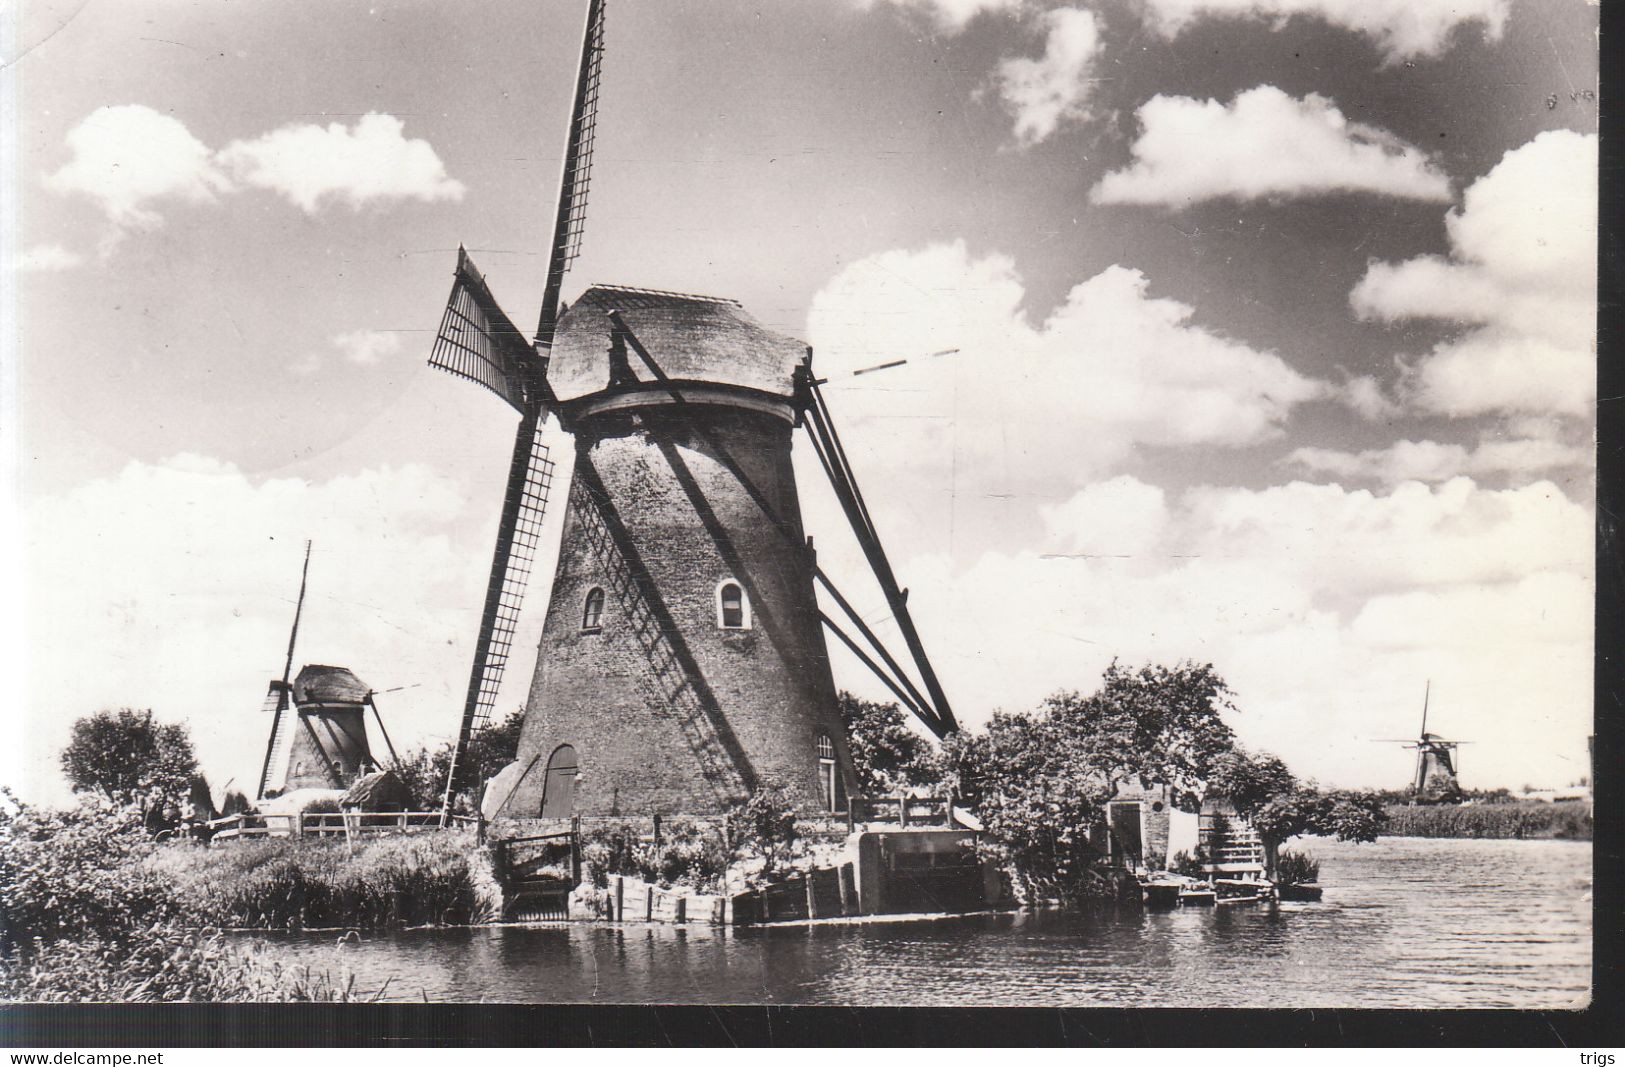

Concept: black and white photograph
[[0, 0, 1599, 1019]]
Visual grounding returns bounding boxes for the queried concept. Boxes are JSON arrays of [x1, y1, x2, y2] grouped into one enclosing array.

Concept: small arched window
[[717, 580, 750, 630], [582, 587, 606, 631]]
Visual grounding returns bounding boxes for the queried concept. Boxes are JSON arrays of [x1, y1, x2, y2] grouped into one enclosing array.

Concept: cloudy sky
[[1, 0, 1596, 803]]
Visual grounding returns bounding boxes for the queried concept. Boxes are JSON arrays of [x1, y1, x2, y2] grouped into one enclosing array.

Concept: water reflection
[[251, 837, 1590, 1008]]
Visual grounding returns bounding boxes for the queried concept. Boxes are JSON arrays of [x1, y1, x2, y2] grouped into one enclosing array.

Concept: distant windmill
[[1375, 681, 1469, 804], [254, 542, 401, 799], [426, 0, 957, 823]]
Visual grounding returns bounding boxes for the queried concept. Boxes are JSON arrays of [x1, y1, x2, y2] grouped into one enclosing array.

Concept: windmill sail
[[430, 247, 543, 413], [257, 541, 311, 799], [257, 681, 295, 797], [441, 408, 556, 809], [536, 0, 607, 348], [434, 2, 607, 814]]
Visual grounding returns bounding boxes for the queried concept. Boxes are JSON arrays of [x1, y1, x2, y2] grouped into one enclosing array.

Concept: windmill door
[[1109, 802, 1143, 868], [540, 745, 579, 819]]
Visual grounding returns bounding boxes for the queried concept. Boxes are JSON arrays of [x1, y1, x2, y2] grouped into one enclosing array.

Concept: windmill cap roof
[[292, 664, 370, 705], [547, 284, 807, 402]]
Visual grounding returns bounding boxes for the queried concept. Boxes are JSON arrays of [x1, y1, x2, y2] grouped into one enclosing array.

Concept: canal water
[[249, 836, 1591, 1007]]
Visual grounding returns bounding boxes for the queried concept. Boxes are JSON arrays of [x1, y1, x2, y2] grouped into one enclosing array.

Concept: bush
[[726, 788, 801, 883], [0, 792, 176, 951], [1274, 849, 1320, 886], [0, 795, 409, 1001], [1168, 850, 1204, 878], [0, 925, 373, 1003], [578, 821, 730, 893]]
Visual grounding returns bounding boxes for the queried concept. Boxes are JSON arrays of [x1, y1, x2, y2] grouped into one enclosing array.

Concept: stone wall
[[1109, 778, 1174, 871]]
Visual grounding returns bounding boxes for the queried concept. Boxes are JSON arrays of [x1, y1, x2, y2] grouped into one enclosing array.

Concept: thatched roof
[[548, 285, 805, 402], [292, 664, 370, 706], [341, 769, 411, 811]]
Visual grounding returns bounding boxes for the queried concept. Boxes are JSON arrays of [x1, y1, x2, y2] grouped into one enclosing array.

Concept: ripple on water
[[242, 836, 1591, 1007]]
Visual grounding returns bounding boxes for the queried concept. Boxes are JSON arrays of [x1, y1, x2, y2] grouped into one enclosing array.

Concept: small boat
[[1142, 882, 1182, 909], [1275, 882, 1323, 902], [1213, 878, 1272, 904], [1177, 887, 1216, 907]]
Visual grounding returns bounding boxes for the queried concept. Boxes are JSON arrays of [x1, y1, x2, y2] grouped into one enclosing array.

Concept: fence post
[[847, 800, 856, 835], [571, 815, 582, 886], [899, 796, 909, 828], [652, 813, 661, 844]]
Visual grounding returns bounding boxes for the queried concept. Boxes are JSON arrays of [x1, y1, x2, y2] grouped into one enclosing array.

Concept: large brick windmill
[[427, 0, 956, 821]]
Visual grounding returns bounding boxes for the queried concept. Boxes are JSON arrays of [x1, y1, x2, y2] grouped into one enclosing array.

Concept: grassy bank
[[147, 830, 501, 930], [1382, 800, 1592, 840], [1, 797, 498, 1001]]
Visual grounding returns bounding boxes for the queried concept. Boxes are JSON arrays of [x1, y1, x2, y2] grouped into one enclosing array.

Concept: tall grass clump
[[147, 829, 497, 930], [0, 925, 375, 1003], [1383, 800, 1592, 840], [1274, 849, 1320, 886], [0, 793, 368, 1001]]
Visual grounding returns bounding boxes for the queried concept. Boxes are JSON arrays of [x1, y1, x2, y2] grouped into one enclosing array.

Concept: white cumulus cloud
[[995, 7, 1104, 146], [1351, 130, 1597, 418], [1287, 434, 1591, 487], [1140, 0, 1510, 63], [44, 106, 464, 243], [1091, 86, 1452, 207], [217, 113, 465, 213], [850, 0, 1024, 32], [808, 239, 1322, 483], [848, 475, 1591, 789], [45, 105, 232, 230], [801, 240, 1326, 569]]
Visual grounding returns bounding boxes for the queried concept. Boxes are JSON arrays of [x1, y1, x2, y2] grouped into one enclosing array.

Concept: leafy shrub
[[726, 788, 801, 883], [578, 821, 730, 893], [219, 790, 254, 817], [0, 792, 176, 951], [1168, 850, 1204, 878], [1274, 849, 1320, 886]]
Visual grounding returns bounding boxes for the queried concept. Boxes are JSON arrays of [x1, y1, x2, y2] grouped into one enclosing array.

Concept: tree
[[59, 709, 198, 810], [838, 692, 940, 795], [1044, 660, 1239, 809], [1207, 748, 1386, 876], [393, 709, 527, 810]]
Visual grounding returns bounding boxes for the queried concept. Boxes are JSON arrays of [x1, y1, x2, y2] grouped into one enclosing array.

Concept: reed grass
[[145, 829, 501, 930], [1382, 800, 1591, 840]]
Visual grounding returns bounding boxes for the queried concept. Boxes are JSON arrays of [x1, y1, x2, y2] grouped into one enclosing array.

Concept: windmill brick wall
[[485, 288, 859, 819]]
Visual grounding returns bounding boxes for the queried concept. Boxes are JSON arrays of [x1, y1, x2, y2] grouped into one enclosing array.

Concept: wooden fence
[[846, 795, 956, 831], [207, 810, 477, 842]]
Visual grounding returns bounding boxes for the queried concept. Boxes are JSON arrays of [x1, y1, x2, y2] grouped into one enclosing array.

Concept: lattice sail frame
[[464, 414, 556, 733], [430, 248, 541, 414], [428, 249, 559, 808], [554, 1, 605, 270]]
